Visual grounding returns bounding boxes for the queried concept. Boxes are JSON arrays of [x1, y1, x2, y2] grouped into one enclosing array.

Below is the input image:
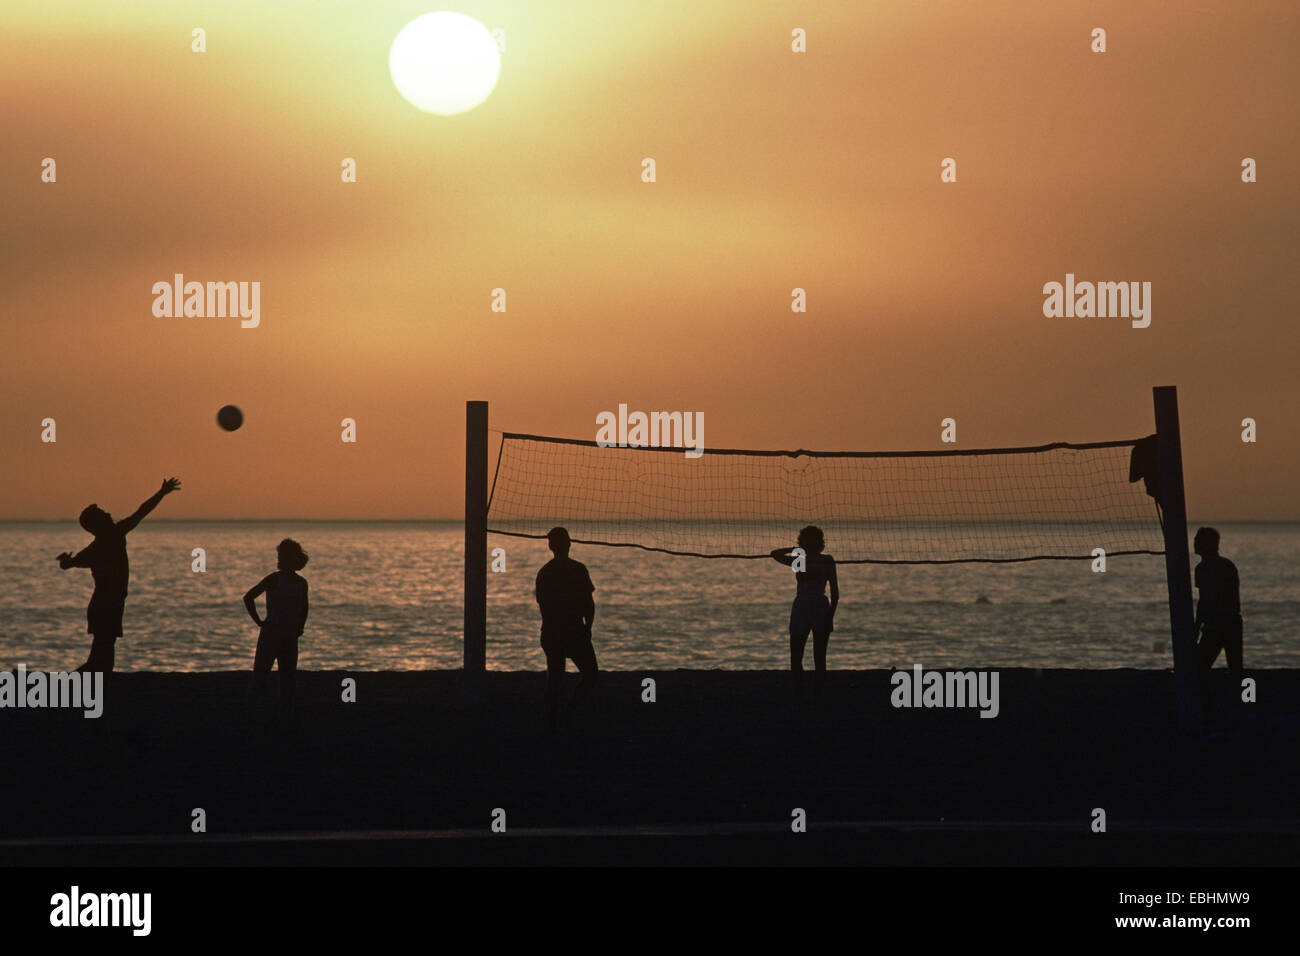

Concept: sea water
[[0, 521, 1294, 672]]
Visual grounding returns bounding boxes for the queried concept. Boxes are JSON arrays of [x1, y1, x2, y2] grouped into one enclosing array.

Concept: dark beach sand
[[2, 669, 1297, 865]]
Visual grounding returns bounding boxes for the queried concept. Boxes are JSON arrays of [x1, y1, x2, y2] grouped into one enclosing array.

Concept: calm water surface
[[1, 521, 1294, 671]]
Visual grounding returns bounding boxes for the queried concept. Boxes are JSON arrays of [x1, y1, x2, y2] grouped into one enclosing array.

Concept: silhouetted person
[[772, 525, 839, 699], [1193, 526, 1243, 713], [244, 539, 310, 710], [535, 527, 597, 731], [56, 477, 182, 673]]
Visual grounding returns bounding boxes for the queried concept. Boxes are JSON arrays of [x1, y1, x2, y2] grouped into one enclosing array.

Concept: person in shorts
[[535, 527, 598, 731], [57, 477, 182, 673]]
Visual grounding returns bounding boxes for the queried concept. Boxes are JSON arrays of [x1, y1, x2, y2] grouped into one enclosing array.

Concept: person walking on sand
[[1193, 526, 1243, 714], [57, 477, 182, 674], [244, 538, 310, 710]]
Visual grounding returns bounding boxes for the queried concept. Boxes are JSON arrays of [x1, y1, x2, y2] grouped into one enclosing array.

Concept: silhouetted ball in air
[[217, 405, 244, 432]]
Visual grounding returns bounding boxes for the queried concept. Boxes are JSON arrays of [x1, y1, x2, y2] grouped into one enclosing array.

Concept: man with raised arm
[[535, 527, 598, 731], [57, 477, 182, 673]]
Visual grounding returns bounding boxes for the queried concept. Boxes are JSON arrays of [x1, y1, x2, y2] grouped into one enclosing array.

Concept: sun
[[389, 12, 501, 115]]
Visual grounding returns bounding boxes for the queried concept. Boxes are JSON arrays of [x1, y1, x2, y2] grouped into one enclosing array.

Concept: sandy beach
[[2, 669, 1296, 865]]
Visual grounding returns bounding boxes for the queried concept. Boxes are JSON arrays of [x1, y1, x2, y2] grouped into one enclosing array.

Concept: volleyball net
[[485, 432, 1165, 564]]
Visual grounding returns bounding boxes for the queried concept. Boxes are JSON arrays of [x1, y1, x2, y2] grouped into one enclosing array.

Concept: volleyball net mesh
[[485, 432, 1165, 564]]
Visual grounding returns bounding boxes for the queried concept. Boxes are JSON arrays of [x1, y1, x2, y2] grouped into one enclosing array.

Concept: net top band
[[498, 431, 1154, 459]]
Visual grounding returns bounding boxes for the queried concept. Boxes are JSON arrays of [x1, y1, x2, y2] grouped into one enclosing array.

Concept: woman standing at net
[[771, 525, 838, 698]]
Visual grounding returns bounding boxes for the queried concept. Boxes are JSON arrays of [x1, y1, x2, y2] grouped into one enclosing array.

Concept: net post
[[1152, 386, 1201, 732], [464, 401, 488, 683]]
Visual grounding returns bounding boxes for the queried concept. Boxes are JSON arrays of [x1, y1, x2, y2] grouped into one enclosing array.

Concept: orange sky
[[3, 0, 1297, 520]]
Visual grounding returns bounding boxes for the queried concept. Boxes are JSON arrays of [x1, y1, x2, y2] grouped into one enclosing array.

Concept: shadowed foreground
[[2, 669, 1297, 865]]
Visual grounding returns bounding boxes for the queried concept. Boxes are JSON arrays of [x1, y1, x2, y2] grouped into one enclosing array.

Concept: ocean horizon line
[[0, 517, 462, 524], [2, 517, 1298, 525]]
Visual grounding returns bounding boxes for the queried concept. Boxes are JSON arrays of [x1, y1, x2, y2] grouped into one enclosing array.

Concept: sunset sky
[[3, 0, 1297, 520]]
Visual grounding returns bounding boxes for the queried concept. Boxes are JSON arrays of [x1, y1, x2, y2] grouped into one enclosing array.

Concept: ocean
[[1, 521, 1295, 672]]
